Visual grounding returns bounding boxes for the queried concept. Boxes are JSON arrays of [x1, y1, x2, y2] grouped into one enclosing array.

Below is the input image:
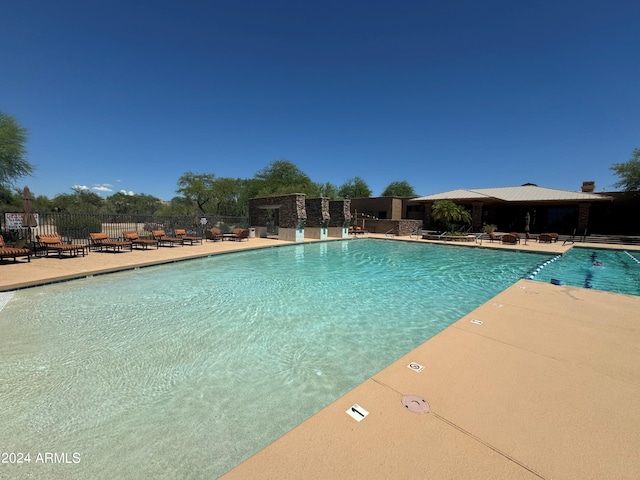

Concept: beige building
[[349, 182, 632, 235]]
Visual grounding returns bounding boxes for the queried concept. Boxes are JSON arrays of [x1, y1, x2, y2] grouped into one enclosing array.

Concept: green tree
[[52, 188, 104, 213], [31, 192, 53, 212], [0, 185, 21, 209], [210, 177, 244, 215], [253, 159, 314, 196], [0, 112, 34, 188], [431, 200, 471, 233], [338, 177, 372, 198], [381, 180, 416, 197], [159, 196, 193, 215], [176, 172, 217, 212], [315, 181, 340, 199], [611, 148, 640, 191], [105, 192, 162, 215], [235, 178, 262, 216]]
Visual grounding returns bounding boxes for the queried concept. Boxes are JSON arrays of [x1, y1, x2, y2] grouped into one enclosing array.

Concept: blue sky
[[1, 0, 639, 201]]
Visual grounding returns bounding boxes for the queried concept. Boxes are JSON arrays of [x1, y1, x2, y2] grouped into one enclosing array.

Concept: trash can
[[248, 228, 256, 238]]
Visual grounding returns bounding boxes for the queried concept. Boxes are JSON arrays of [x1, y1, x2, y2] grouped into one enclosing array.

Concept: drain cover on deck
[[402, 395, 430, 414]]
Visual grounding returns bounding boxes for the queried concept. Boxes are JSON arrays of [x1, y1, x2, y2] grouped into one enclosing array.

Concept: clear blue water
[[529, 247, 640, 296], [0, 240, 548, 479]]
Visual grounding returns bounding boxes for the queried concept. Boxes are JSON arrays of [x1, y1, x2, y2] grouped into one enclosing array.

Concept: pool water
[[0, 240, 547, 479], [530, 247, 640, 296]]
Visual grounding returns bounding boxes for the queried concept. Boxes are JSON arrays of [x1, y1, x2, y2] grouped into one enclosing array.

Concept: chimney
[[581, 181, 595, 193]]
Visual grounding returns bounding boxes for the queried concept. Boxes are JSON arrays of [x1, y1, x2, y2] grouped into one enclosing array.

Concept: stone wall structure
[[360, 219, 422, 236], [328, 200, 351, 238], [305, 198, 330, 240], [249, 194, 307, 242]]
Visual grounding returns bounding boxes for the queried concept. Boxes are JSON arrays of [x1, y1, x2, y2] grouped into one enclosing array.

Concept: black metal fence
[[0, 211, 249, 245]]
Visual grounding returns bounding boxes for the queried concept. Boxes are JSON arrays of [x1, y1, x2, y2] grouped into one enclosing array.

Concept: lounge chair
[[152, 230, 184, 247], [36, 234, 86, 258], [224, 228, 250, 241], [174, 229, 202, 245], [488, 232, 502, 242], [122, 231, 159, 249], [348, 226, 367, 235], [0, 234, 31, 262], [500, 233, 518, 245], [89, 232, 132, 253], [538, 233, 553, 243], [205, 227, 223, 242]]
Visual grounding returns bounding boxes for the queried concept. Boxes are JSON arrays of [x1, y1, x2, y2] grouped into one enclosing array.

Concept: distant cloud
[[72, 183, 133, 196], [92, 184, 113, 193]]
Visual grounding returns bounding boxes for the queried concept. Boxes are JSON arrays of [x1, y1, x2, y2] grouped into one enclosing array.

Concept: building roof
[[413, 185, 612, 203]]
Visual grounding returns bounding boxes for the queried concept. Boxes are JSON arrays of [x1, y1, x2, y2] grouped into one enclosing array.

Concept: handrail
[[475, 233, 484, 245], [562, 228, 577, 246]]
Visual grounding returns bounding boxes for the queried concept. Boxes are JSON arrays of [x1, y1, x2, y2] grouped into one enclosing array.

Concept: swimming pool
[[0, 240, 548, 479], [529, 247, 640, 296]]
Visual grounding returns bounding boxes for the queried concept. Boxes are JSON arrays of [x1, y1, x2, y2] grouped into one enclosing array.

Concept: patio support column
[[423, 202, 433, 230], [471, 202, 483, 232], [578, 202, 591, 233], [305, 197, 330, 239], [328, 200, 351, 238]]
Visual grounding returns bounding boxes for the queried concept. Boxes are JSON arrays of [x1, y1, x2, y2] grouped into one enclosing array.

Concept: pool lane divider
[[624, 250, 640, 264], [527, 254, 563, 282]]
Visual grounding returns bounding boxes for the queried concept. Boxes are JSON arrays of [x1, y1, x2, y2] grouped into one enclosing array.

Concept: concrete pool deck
[[2, 235, 639, 479]]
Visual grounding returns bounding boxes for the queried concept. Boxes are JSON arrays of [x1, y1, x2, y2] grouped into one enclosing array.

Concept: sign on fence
[[4, 213, 40, 229]]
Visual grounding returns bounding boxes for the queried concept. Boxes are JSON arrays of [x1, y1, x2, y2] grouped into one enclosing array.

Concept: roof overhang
[[412, 185, 613, 204]]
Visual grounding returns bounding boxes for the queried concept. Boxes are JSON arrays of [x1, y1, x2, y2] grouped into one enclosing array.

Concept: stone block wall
[[363, 219, 422, 235], [249, 194, 307, 229], [305, 198, 330, 228], [328, 200, 351, 228]]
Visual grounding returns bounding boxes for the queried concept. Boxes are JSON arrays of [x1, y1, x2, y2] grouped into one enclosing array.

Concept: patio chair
[[500, 234, 518, 245], [122, 231, 159, 250], [349, 226, 367, 235], [0, 234, 31, 262], [152, 230, 184, 247], [89, 232, 132, 253], [538, 233, 553, 244], [36, 234, 86, 259], [205, 227, 223, 242], [225, 228, 250, 241], [488, 232, 501, 242], [174, 229, 202, 245]]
